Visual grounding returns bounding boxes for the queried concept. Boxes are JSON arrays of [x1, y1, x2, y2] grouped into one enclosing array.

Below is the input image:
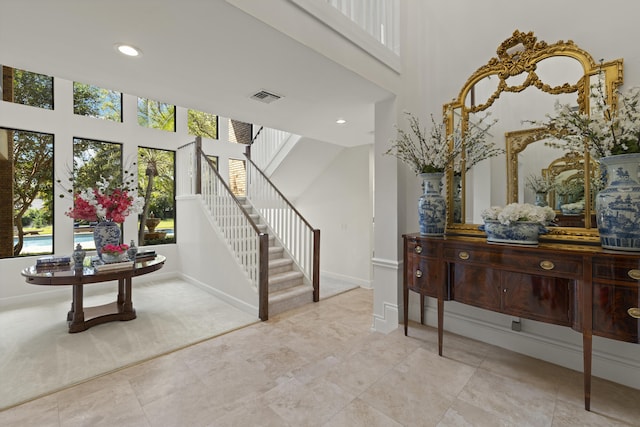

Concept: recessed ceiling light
[[115, 43, 142, 57], [336, 118, 347, 124]]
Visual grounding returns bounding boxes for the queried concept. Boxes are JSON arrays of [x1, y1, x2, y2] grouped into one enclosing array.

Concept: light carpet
[[0, 275, 358, 410], [0, 279, 258, 410]]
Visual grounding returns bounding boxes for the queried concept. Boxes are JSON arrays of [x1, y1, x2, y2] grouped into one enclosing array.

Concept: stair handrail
[[247, 127, 292, 170], [177, 137, 269, 319], [244, 154, 320, 302]]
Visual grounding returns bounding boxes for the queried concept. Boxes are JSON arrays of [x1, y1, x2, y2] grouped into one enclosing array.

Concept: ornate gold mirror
[[444, 30, 623, 242]]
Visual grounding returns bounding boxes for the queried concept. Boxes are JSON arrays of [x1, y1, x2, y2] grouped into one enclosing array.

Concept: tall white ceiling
[[0, 0, 393, 147]]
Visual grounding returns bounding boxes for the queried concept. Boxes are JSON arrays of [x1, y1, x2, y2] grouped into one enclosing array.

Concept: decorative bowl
[[101, 253, 127, 263]]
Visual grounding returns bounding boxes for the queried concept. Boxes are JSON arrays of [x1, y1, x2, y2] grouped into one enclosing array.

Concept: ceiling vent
[[250, 90, 282, 104]]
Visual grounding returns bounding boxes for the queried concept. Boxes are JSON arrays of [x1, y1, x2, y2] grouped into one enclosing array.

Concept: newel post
[[195, 136, 202, 195], [312, 229, 320, 302], [258, 233, 269, 320]]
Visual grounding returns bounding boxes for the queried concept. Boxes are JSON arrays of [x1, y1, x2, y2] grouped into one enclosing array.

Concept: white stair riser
[[269, 276, 303, 292], [269, 291, 314, 316], [269, 261, 293, 275]]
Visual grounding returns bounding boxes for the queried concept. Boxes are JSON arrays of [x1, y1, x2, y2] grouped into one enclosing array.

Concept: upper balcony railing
[[250, 126, 292, 170], [325, 0, 399, 55], [291, 0, 400, 71]]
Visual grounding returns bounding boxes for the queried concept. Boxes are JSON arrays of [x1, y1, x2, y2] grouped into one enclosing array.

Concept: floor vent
[[250, 90, 282, 104]]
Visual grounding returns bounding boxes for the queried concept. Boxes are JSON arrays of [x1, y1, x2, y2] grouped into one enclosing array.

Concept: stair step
[[269, 270, 304, 292], [269, 257, 293, 275], [268, 246, 284, 259], [223, 196, 315, 317], [268, 284, 314, 316]]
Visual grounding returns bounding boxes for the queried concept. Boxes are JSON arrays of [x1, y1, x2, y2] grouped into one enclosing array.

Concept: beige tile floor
[[1, 287, 639, 426]]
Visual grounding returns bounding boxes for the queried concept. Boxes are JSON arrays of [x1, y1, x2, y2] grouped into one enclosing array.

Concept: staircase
[[239, 197, 314, 316]]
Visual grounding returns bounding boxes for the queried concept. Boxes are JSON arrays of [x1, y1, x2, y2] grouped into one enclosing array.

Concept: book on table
[[135, 251, 156, 261], [94, 260, 135, 272], [36, 263, 71, 273], [36, 255, 71, 266]]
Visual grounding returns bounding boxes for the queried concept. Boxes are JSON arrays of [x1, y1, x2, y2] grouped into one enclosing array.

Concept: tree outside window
[[188, 109, 218, 139], [2, 66, 53, 109], [72, 138, 124, 250], [137, 98, 175, 131], [73, 82, 122, 121], [0, 128, 54, 258], [137, 147, 176, 246]]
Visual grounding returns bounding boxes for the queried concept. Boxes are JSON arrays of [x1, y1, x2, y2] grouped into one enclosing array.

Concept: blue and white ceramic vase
[[480, 220, 546, 245], [595, 153, 640, 251], [127, 240, 138, 261], [535, 192, 548, 207], [418, 172, 446, 236], [93, 221, 121, 259], [72, 243, 86, 269]]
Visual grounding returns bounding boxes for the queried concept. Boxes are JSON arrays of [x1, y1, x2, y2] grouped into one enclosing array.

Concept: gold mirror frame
[[444, 30, 623, 243]]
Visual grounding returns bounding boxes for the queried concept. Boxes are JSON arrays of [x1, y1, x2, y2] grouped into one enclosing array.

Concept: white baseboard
[[178, 272, 258, 317], [320, 270, 371, 289], [418, 299, 640, 390], [372, 301, 399, 334]]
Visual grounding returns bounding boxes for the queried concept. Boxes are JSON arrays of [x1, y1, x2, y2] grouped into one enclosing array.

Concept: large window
[[137, 98, 175, 132], [73, 82, 122, 121], [2, 66, 53, 109], [0, 128, 54, 258], [188, 109, 218, 139], [137, 147, 176, 246], [72, 138, 124, 250]]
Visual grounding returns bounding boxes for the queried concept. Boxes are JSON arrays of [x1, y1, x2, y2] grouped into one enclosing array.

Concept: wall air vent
[[250, 90, 282, 104]]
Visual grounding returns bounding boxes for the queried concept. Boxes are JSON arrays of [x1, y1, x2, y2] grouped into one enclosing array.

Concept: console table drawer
[[443, 245, 582, 278], [592, 282, 639, 343], [592, 257, 640, 284], [406, 237, 440, 259], [406, 255, 445, 298]]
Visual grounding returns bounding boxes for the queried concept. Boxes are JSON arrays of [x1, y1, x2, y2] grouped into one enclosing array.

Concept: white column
[[371, 96, 401, 333]]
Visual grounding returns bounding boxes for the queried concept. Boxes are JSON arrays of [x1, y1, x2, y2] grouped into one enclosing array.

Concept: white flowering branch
[[386, 111, 500, 175]]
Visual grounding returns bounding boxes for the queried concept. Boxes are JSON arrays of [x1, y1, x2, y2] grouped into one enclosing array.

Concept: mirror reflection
[[445, 30, 623, 241]]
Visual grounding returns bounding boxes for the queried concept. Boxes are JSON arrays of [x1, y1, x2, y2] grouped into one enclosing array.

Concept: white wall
[[294, 144, 373, 287], [176, 197, 259, 315]]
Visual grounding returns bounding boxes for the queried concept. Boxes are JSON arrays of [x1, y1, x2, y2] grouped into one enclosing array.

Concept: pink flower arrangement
[[101, 243, 129, 255], [64, 176, 144, 223]]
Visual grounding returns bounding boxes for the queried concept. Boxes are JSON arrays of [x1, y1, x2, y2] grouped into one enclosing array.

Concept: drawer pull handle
[[458, 251, 469, 260], [415, 245, 423, 254], [628, 269, 640, 280], [628, 308, 640, 319], [540, 260, 555, 270], [415, 270, 423, 278]]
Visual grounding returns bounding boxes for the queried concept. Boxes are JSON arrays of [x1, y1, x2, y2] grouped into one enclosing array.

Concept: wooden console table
[[22, 255, 165, 333], [402, 234, 639, 411]]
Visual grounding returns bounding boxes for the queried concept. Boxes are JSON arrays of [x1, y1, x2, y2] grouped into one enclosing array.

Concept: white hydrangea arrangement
[[481, 203, 556, 226]]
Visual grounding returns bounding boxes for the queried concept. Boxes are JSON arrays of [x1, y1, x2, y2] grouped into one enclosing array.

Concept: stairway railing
[[245, 154, 320, 302], [177, 137, 269, 320], [249, 127, 292, 169]]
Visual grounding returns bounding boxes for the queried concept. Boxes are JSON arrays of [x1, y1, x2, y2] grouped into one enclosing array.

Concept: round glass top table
[[22, 255, 165, 333]]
